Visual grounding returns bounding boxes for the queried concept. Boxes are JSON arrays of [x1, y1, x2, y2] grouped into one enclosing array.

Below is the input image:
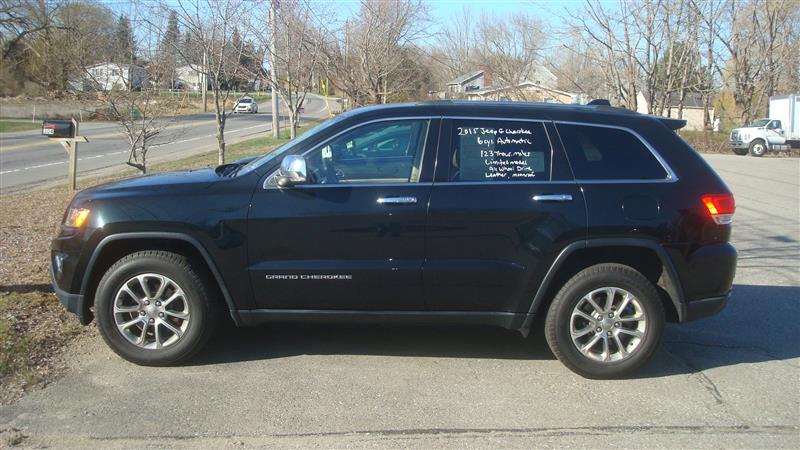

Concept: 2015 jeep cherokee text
[[51, 101, 737, 378]]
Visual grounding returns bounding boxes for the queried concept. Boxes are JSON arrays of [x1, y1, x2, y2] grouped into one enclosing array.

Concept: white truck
[[729, 94, 800, 156]]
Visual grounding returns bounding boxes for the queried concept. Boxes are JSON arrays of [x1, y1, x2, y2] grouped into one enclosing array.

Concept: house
[[85, 63, 147, 91], [636, 91, 714, 131], [446, 70, 489, 96], [466, 82, 585, 104], [447, 65, 582, 103], [176, 65, 206, 91]]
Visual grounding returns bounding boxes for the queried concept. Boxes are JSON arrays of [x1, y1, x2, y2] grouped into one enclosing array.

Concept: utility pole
[[270, 0, 280, 138], [202, 51, 208, 113]]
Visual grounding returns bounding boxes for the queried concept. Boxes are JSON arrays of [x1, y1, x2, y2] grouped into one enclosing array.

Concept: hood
[[81, 168, 221, 196]]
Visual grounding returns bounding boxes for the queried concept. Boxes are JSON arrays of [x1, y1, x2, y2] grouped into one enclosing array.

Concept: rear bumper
[[680, 293, 729, 322]]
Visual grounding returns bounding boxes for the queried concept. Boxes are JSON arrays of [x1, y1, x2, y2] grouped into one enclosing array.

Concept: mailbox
[[42, 120, 75, 138]]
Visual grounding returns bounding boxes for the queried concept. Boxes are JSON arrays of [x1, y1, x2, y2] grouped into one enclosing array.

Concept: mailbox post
[[42, 118, 88, 191]]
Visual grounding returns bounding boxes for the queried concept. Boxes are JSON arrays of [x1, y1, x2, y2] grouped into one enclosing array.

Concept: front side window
[[304, 120, 429, 184], [449, 119, 551, 182], [556, 124, 668, 180]]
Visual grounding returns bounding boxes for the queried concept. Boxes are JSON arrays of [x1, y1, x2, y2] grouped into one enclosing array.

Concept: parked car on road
[[729, 94, 799, 156], [233, 96, 258, 114], [51, 100, 737, 378]]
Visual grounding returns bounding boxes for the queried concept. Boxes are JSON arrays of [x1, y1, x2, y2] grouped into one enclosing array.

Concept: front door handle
[[532, 194, 573, 202], [377, 196, 418, 205]]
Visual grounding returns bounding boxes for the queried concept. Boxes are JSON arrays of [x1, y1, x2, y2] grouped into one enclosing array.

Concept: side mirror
[[276, 155, 307, 187]]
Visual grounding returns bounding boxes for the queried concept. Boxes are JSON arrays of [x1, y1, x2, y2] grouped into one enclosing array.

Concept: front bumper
[[729, 140, 748, 149], [50, 267, 91, 325], [680, 293, 730, 322]]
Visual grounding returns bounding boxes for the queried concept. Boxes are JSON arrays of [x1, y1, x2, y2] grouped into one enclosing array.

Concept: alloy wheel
[[570, 287, 647, 362], [113, 273, 190, 349]]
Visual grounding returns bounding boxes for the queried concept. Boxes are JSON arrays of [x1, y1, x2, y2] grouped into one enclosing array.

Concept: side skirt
[[237, 309, 531, 331]]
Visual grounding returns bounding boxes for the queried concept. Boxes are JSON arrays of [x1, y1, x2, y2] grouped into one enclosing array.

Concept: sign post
[[42, 118, 88, 191]]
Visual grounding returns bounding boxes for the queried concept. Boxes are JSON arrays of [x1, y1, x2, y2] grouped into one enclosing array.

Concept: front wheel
[[94, 251, 219, 366], [545, 263, 665, 379], [749, 140, 767, 157]]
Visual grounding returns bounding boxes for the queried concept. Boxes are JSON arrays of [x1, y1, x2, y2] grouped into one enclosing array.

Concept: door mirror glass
[[276, 155, 308, 187]]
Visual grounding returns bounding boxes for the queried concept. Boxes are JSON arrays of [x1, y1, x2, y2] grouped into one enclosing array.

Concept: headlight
[[65, 208, 90, 227]]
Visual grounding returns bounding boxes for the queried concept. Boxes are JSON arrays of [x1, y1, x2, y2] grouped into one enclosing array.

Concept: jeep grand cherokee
[[51, 101, 737, 378]]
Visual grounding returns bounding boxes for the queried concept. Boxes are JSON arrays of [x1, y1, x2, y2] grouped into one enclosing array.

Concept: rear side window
[[556, 124, 667, 180], [450, 120, 551, 182]]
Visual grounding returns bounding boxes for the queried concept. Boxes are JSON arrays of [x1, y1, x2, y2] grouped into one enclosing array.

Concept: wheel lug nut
[[596, 327, 602, 332], [615, 322, 620, 327], [139, 311, 146, 316], [607, 331, 612, 336], [608, 313, 614, 318], [148, 318, 155, 324], [158, 312, 164, 318], [155, 302, 161, 307], [144, 300, 150, 306]]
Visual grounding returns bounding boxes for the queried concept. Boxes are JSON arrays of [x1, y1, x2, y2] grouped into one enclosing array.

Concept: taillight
[[701, 194, 735, 225]]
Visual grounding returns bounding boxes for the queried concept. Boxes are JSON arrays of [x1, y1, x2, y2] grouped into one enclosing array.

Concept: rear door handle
[[532, 194, 573, 202], [377, 196, 418, 205]]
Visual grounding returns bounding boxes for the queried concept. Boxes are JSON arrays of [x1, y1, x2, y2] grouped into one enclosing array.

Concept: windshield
[[748, 119, 770, 127], [236, 116, 345, 175], [238, 98, 252, 103]]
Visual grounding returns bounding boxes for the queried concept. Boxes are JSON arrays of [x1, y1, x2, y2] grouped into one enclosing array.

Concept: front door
[[424, 118, 587, 313], [247, 118, 438, 310]]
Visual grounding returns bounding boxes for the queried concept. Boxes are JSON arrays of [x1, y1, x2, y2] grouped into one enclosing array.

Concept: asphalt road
[[0, 94, 331, 193], [1, 154, 798, 448]]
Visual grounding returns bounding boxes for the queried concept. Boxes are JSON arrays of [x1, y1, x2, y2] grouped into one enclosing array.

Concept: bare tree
[[438, 5, 476, 81], [255, 0, 327, 138], [168, 0, 250, 164], [77, 12, 183, 174], [323, 0, 430, 107], [474, 11, 547, 101]]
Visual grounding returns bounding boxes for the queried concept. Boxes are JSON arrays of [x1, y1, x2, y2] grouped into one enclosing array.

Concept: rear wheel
[[545, 263, 664, 378], [749, 139, 767, 157], [94, 251, 219, 366]]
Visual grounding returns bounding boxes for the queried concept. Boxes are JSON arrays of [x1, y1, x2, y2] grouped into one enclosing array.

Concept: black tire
[[732, 147, 749, 156], [94, 251, 219, 366], [544, 263, 665, 379], [749, 139, 767, 157]]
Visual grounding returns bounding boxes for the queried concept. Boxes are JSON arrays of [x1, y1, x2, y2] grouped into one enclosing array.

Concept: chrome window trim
[[263, 116, 436, 190], [552, 120, 679, 183]]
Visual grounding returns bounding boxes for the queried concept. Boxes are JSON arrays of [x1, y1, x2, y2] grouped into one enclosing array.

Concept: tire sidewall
[[749, 140, 766, 156], [95, 254, 209, 365], [549, 268, 664, 378]]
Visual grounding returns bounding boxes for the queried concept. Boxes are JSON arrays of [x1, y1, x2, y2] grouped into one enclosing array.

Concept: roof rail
[[587, 99, 611, 106]]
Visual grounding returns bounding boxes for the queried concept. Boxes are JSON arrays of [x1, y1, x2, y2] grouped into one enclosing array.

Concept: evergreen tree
[[113, 15, 136, 64], [160, 10, 181, 59]]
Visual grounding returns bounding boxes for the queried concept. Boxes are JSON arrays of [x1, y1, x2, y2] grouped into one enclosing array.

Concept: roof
[[471, 82, 576, 98], [337, 100, 685, 130], [447, 70, 484, 86], [641, 90, 707, 108]]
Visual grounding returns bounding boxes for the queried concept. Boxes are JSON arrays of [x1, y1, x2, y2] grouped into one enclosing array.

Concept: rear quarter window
[[556, 123, 667, 180]]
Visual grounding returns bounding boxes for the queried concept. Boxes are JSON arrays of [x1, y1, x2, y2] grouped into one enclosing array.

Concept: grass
[[0, 120, 320, 403], [0, 120, 40, 133]]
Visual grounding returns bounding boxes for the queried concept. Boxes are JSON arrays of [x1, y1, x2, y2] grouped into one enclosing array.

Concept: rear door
[[423, 118, 587, 313]]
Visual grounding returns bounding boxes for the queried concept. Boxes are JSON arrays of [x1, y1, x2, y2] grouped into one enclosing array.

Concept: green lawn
[[0, 120, 41, 133]]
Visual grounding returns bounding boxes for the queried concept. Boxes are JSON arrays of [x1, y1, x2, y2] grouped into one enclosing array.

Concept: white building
[[636, 91, 714, 131], [176, 65, 206, 91], [86, 63, 147, 91]]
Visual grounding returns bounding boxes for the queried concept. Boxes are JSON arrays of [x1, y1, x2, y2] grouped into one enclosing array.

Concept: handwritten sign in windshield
[[456, 124, 546, 181]]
